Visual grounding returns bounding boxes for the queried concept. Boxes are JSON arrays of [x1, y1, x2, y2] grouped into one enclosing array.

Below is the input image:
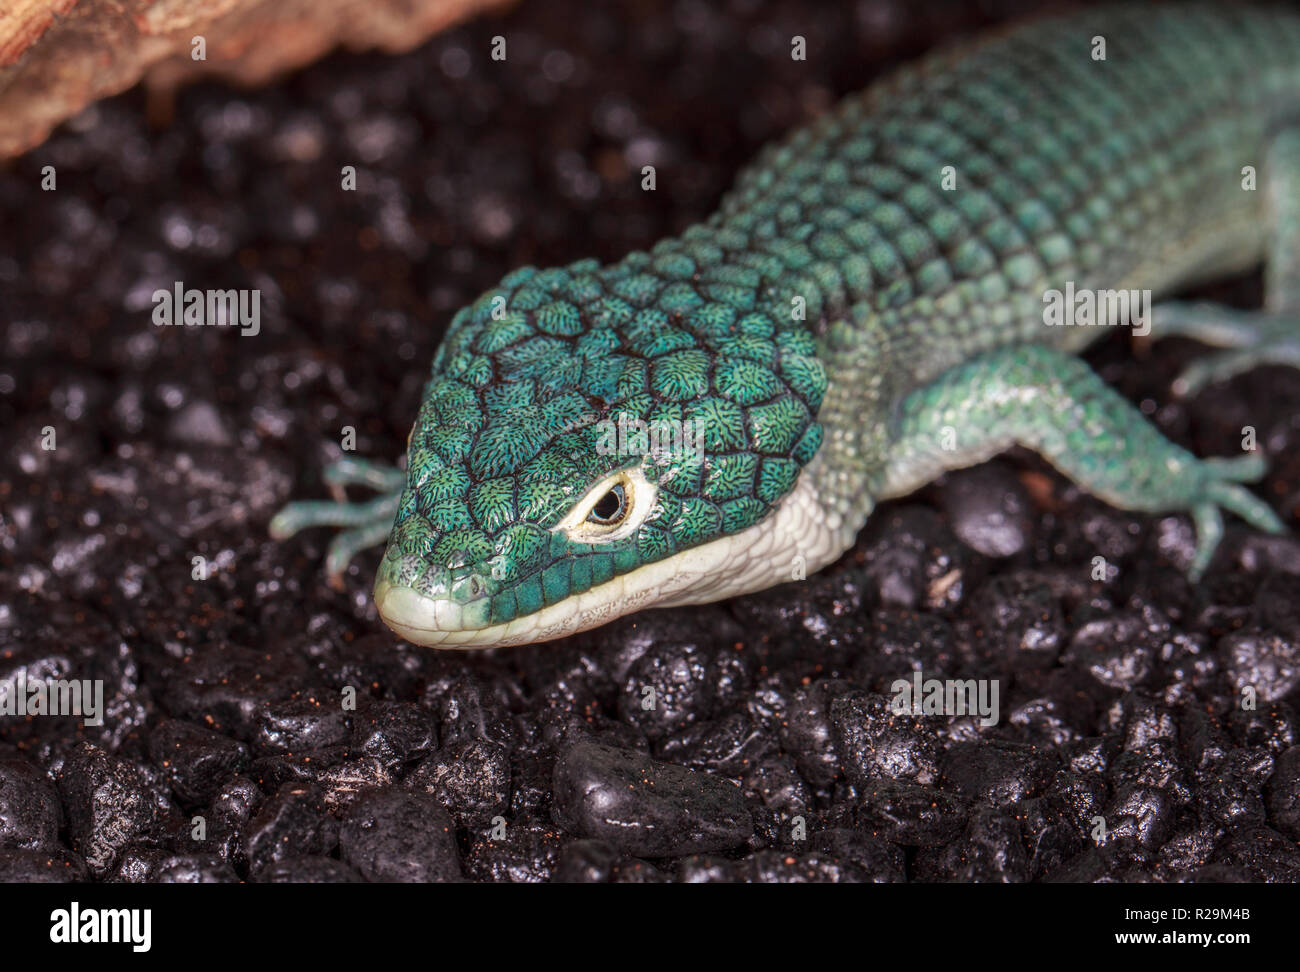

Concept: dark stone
[[1221, 629, 1300, 703], [154, 853, 240, 883], [316, 758, 395, 813], [1157, 824, 1224, 872], [729, 849, 872, 883], [656, 712, 773, 775], [808, 828, 906, 882], [938, 462, 1033, 558], [859, 506, 969, 611], [551, 740, 752, 857], [254, 696, 352, 753], [1019, 795, 1084, 878], [616, 639, 726, 741], [245, 783, 337, 871], [1265, 746, 1300, 840], [829, 690, 942, 785], [552, 840, 668, 883], [1004, 671, 1097, 746], [339, 789, 462, 882], [426, 673, 517, 751], [553, 838, 621, 883], [1096, 785, 1174, 860], [205, 774, 263, 870], [0, 847, 90, 882], [1229, 701, 1296, 753], [939, 739, 1057, 809], [1211, 825, 1300, 882], [54, 742, 171, 879], [974, 572, 1066, 669], [1196, 748, 1274, 828], [0, 750, 61, 849], [1065, 614, 1159, 690], [744, 754, 813, 817], [352, 700, 438, 770], [777, 678, 850, 787], [407, 738, 510, 827], [853, 780, 969, 847], [854, 609, 958, 689], [462, 816, 564, 883], [253, 856, 365, 883], [148, 718, 250, 805], [915, 808, 1031, 883], [162, 645, 311, 741]]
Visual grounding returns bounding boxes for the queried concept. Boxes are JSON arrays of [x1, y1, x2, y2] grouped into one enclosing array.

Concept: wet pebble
[[1211, 825, 1300, 882], [54, 742, 172, 879], [153, 853, 240, 883], [352, 700, 438, 770], [407, 738, 511, 827], [974, 573, 1066, 669], [463, 817, 565, 883], [553, 838, 663, 883], [148, 718, 250, 806], [254, 696, 352, 754], [0, 847, 90, 882], [0, 750, 62, 849], [253, 856, 365, 883], [1264, 746, 1300, 840], [938, 462, 1033, 558], [1065, 614, 1159, 690], [339, 789, 462, 882], [777, 678, 849, 788], [1221, 628, 1300, 703], [656, 712, 773, 775], [853, 780, 969, 847], [860, 506, 969, 610], [245, 783, 337, 872], [939, 739, 1057, 809], [915, 808, 1030, 882], [830, 690, 941, 786], [551, 740, 752, 857]]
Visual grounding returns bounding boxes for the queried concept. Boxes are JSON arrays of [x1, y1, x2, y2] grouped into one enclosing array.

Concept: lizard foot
[[269, 457, 404, 584]]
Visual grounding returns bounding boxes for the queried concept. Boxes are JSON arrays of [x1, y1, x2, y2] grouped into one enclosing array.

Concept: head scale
[[374, 249, 827, 647]]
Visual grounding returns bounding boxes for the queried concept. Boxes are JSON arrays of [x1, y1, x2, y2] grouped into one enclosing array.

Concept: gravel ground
[[2, 0, 1299, 883]]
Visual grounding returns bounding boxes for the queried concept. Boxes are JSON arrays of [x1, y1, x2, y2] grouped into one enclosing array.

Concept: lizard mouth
[[374, 574, 622, 648], [373, 466, 848, 649]]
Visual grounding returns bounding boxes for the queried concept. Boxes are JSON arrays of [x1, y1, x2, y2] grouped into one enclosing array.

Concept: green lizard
[[271, 4, 1300, 648]]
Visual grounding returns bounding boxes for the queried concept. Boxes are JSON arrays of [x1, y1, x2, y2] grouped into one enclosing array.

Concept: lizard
[[270, 3, 1300, 648]]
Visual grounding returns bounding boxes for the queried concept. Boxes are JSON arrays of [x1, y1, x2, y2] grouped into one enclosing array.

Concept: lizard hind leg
[[1152, 128, 1300, 396], [882, 346, 1286, 581]]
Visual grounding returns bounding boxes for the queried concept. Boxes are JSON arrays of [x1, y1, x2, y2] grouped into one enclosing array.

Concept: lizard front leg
[[269, 456, 405, 582]]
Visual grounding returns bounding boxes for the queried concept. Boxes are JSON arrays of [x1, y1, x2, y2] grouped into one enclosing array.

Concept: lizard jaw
[[373, 464, 853, 649]]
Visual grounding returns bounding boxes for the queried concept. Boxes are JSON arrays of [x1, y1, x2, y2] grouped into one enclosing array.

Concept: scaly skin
[[271, 4, 1300, 647]]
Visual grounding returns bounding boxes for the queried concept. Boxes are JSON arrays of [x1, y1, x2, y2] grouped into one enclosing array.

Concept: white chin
[[374, 467, 852, 649]]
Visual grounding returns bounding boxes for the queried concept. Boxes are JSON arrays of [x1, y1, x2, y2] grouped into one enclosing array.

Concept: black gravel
[[2, 0, 1300, 883]]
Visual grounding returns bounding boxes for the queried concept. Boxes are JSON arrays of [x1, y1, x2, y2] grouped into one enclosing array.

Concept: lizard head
[[373, 256, 829, 647]]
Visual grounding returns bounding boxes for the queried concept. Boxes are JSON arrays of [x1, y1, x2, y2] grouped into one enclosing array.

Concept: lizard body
[[272, 4, 1300, 647]]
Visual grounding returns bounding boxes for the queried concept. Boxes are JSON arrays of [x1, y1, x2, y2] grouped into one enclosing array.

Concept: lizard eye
[[586, 484, 627, 525], [555, 468, 653, 544]]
